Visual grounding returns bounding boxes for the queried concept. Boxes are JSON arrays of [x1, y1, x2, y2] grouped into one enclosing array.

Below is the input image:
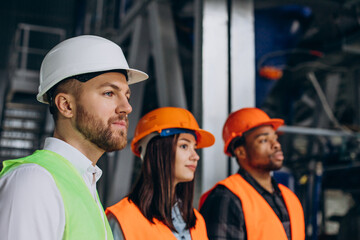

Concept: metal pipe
[[278, 125, 356, 138]]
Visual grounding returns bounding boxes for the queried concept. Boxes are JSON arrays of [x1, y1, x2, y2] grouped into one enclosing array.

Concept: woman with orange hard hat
[[106, 106, 215, 240]]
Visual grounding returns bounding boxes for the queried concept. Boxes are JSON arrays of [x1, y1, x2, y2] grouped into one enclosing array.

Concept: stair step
[[3, 119, 42, 131], [0, 139, 35, 149], [1, 100, 48, 162], [1, 131, 36, 140], [5, 108, 44, 120], [6, 102, 45, 111]]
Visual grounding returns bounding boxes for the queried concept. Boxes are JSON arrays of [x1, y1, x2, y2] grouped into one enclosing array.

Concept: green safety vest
[[0, 150, 114, 240]]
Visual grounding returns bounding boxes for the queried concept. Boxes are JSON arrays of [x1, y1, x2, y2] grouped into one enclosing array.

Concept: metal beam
[[114, 0, 153, 44], [230, 0, 255, 111], [229, 0, 255, 175], [148, 1, 187, 108], [201, 0, 229, 193], [278, 125, 354, 138]]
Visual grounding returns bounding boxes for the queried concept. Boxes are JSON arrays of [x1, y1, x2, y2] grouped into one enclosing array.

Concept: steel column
[[201, 0, 229, 193], [229, 0, 255, 175], [199, 0, 255, 192], [148, 1, 187, 108], [230, 0, 255, 111]]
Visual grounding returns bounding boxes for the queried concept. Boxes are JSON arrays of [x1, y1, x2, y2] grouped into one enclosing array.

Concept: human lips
[[186, 165, 197, 172], [112, 119, 127, 129], [272, 150, 284, 161]]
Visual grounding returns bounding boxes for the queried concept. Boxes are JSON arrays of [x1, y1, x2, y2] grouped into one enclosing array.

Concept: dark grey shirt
[[200, 169, 291, 240]]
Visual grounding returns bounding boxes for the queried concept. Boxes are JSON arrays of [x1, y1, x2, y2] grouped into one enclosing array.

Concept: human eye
[[104, 91, 114, 97], [259, 137, 268, 143], [179, 143, 188, 150]]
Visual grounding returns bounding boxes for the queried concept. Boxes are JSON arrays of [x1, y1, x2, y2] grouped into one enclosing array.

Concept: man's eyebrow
[[99, 82, 131, 95], [254, 132, 269, 139]]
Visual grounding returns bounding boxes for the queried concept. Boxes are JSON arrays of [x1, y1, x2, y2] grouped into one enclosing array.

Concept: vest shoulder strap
[[107, 198, 177, 240], [278, 184, 305, 240]]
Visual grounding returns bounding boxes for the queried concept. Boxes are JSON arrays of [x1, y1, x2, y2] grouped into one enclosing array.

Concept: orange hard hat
[[131, 107, 215, 157], [222, 107, 284, 156]]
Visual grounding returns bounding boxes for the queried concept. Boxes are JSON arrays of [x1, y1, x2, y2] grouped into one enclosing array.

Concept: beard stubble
[[75, 104, 128, 152]]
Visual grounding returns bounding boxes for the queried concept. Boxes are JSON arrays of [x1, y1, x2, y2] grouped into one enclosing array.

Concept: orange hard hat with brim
[[222, 107, 284, 156], [131, 107, 215, 157]]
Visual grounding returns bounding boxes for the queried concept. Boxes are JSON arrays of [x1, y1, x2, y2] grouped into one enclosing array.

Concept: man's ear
[[54, 93, 74, 118], [234, 146, 246, 160]]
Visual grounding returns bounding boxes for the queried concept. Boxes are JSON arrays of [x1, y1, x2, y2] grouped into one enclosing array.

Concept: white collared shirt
[[0, 137, 108, 240]]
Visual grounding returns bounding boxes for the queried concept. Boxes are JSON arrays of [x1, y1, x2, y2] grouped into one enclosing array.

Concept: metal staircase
[[0, 23, 65, 163], [0, 102, 47, 160]]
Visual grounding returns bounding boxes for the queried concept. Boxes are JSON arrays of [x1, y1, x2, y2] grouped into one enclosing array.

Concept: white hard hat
[[37, 35, 149, 104]]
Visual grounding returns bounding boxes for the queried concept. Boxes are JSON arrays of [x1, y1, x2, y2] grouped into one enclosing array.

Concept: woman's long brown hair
[[128, 134, 196, 231]]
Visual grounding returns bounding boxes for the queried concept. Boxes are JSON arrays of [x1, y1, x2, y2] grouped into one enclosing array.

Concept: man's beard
[[264, 151, 283, 171], [248, 151, 283, 172], [75, 104, 128, 152]]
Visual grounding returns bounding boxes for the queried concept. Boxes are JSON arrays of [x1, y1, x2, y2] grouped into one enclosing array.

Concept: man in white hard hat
[[0, 35, 148, 240]]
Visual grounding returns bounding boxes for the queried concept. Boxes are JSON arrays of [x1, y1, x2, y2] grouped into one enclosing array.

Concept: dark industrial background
[[1, 1, 360, 239]]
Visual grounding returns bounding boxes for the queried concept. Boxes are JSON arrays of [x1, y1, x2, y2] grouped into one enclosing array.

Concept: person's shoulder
[[0, 162, 64, 215], [2, 163, 53, 180], [200, 183, 243, 223], [200, 175, 241, 203], [0, 163, 65, 239], [212, 184, 234, 195], [202, 184, 241, 209], [107, 197, 134, 213], [0, 163, 58, 195]]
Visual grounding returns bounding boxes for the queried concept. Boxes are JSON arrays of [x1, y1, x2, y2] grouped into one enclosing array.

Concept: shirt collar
[[43, 137, 102, 178], [238, 168, 281, 195]]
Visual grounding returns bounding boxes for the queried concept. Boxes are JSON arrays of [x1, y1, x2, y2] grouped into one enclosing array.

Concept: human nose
[[191, 148, 200, 161], [116, 95, 132, 115], [272, 137, 281, 150]]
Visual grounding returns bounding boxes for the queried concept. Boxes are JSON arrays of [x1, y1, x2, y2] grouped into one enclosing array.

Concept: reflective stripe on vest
[[106, 197, 208, 240], [0, 150, 114, 240], [200, 174, 305, 240]]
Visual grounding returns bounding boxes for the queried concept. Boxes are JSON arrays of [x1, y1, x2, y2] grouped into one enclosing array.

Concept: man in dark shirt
[[199, 107, 305, 240]]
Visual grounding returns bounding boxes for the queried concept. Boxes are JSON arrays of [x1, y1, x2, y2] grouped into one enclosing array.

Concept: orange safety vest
[[106, 197, 208, 240], [199, 174, 305, 240]]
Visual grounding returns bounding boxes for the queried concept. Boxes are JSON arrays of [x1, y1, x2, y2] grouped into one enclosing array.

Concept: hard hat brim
[[196, 129, 216, 149], [127, 68, 149, 85]]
